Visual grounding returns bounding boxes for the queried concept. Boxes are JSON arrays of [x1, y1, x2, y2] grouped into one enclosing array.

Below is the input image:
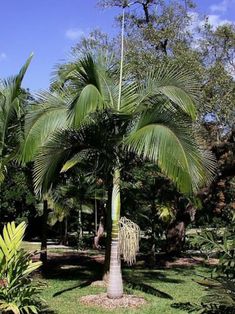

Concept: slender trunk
[[117, 8, 125, 111], [64, 217, 68, 245], [107, 168, 123, 298], [142, 2, 150, 24], [77, 203, 82, 247], [150, 200, 156, 265], [94, 216, 104, 249], [94, 197, 98, 233], [103, 186, 112, 282], [59, 222, 63, 245], [59, 219, 68, 245], [106, 5, 125, 297], [40, 199, 49, 267]]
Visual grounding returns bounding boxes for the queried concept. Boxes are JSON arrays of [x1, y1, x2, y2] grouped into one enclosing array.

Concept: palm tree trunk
[[103, 186, 112, 282], [94, 195, 98, 232], [107, 168, 123, 299], [150, 199, 156, 266], [64, 217, 68, 245], [40, 199, 48, 268], [77, 203, 83, 247]]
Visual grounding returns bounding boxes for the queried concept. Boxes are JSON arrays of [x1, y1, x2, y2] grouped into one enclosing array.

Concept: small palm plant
[[0, 221, 43, 314]]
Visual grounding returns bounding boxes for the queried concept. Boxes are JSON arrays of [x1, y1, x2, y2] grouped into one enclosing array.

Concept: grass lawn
[[22, 241, 78, 254], [38, 254, 210, 314]]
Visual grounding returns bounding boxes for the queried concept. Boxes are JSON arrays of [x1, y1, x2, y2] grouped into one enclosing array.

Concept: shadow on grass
[[53, 280, 93, 297], [42, 254, 103, 282], [125, 278, 173, 299], [135, 271, 185, 284], [171, 302, 197, 311], [164, 265, 212, 277], [40, 254, 104, 298], [41, 252, 207, 302]]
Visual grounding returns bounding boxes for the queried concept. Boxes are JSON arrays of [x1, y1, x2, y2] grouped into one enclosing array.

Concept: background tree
[[0, 55, 32, 182]]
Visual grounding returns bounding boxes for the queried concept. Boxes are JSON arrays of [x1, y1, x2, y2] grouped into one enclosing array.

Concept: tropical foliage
[[0, 221, 43, 314], [0, 0, 234, 310], [18, 47, 216, 298], [0, 55, 33, 183], [191, 223, 235, 278]]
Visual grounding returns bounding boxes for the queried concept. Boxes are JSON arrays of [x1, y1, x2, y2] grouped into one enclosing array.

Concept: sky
[[0, 0, 234, 92]]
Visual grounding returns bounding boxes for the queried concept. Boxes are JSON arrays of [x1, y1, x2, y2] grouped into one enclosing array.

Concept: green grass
[[21, 241, 77, 254], [22, 241, 41, 251], [22, 241, 210, 313], [39, 260, 210, 314]]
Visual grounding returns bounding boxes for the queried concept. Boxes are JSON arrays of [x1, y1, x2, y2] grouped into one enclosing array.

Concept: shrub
[[190, 223, 235, 313], [0, 221, 43, 314]]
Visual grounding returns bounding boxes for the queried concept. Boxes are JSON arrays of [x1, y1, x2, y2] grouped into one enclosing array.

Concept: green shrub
[[195, 277, 235, 314], [0, 221, 43, 314], [190, 223, 235, 313], [190, 225, 235, 278]]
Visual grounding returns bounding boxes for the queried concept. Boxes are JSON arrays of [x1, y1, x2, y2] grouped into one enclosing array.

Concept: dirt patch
[[80, 293, 146, 309], [163, 257, 219, 268]]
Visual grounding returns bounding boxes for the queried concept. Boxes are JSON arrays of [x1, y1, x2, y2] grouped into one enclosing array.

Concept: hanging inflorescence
[[119, 216, 140, 265]]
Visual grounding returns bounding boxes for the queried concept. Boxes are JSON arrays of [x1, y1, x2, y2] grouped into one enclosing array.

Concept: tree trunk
[[59, 219, 68, 245], [40, 199, 49, 267], [165, 200, 195, 255], [103, 187, 112, 282], [107, 168, 123, 299], [150, 200, 156, 265], [166, 221, 186, 255], [94, 216, 104, 249], [77, 203, 83, 247], [64, 217, 68, 245], [94, 197, 98, 232]]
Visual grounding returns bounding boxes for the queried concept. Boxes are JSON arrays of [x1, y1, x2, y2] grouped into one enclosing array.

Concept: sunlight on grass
[[40, 265, 210, 314]]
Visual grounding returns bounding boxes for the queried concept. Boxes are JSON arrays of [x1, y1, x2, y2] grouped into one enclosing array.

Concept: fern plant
[[0, 221, 43, 314]]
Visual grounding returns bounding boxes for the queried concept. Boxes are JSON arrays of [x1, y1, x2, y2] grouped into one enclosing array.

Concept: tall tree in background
[[0, 55, 33, 182]]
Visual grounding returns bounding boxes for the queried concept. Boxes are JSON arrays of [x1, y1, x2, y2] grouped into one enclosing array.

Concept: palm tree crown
[[20, 54, 214, 195]]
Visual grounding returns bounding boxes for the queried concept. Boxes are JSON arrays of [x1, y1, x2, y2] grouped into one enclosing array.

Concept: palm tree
[[0, 55, 33, 182], [19, 7, 214, 300], [53, 174, 106, 247], [19, 50, 215, 298]]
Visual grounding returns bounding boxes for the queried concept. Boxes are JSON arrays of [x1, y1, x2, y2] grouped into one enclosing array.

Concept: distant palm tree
[[0, 55, 32, 182], [19, 52, 215, 298]]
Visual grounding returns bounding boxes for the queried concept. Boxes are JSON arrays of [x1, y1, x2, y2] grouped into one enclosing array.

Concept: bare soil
[[80, 293, 146, 309], [163, 256, 218, 268]]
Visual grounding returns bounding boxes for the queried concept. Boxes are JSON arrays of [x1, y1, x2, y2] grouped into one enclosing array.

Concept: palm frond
[[68, 84, 104, 127], [137, 64, 200, 119], [60, 149, 94, 173], [1, 53, 33, 101], [33, 128, 93, 195], [0, 55, 33, 180], [18, 91, 68, 163], [124, 108, 216, 194]]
